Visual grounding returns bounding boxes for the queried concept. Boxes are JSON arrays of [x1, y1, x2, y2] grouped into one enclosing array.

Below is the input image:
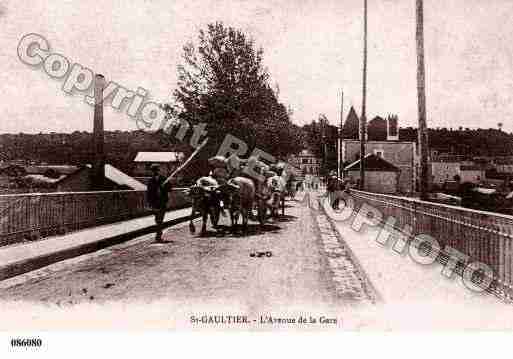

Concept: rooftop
[[134, 152, 184, 163], [104, 164, 147, 190], [344, 154, 400, 172], [25, 165, 79, 175]]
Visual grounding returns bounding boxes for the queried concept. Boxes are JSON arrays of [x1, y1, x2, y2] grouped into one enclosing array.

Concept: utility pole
[[321, 115, 328, 177], [416, 0, 430, 200], [92, 74, 105, 189], [338, 90, 344, 178], [360, 0, 368, 190]]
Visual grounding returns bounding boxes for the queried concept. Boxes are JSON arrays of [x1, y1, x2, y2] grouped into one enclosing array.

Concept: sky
[[1, 0, 513, 133]]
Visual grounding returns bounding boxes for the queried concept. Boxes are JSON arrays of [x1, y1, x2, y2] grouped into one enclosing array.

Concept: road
[[0, 191, 370, 330], [1, 190, 510, 330]]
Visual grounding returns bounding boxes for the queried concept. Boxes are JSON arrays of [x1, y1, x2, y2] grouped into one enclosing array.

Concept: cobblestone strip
[[310, 192, 379, 304]]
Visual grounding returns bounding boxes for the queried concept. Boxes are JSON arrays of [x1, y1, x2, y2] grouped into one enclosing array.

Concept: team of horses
[[186, 157, 290, 236]]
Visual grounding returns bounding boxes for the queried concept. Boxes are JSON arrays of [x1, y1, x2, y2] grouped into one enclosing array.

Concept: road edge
[[0, 213, 198, 282], [313, 192, 382, 304]]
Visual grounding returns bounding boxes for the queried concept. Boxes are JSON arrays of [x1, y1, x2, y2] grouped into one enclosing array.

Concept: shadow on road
[[272, 215, 297, 223], [194, 222, 286, 239]]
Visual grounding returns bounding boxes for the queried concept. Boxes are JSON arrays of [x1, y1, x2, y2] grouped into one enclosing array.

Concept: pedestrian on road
[[209, 165, 229, 217], [326, 172, 338, 209], [333, 177, 345, 210], [147, 164, 171, 242]]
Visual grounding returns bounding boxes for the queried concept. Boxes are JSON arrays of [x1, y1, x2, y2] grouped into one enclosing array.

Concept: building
[[367, 116, 387, 141], [0, 164, 15, 191], [342, 107, 360, 139], [0, 164, 82, 193], [56, 164, 146, 192], [460, 165, 485, 184], [431, 162, 485, 185], [0, 164, 25, 191], [344, 154, 400, 194], [1, 74, 147, 194], [283, 163, 302, 179], [386, 115, 399, 141], [342, 140, 417, 193], [340, 110, 415, 193], [343, 108, 399, 142], [288, 149, 321, 176], [25, 165, 79, 178], [431, 162, 460, 185], [133, 152, 184, 178], [0, 162, 145, 193], [495, 158, 513, 174]]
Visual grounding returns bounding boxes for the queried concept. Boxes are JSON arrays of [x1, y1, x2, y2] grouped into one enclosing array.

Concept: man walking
[[147, 164, 170, 242], [326, 171, 337, 209]]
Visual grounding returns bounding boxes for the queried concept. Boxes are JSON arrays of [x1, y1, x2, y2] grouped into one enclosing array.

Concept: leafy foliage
[[302, 116, 338, 175], [399, 127, 513, 157], [173, 22, 302, 159]]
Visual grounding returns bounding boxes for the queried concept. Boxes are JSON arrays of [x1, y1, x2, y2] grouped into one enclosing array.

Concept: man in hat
[[326, 171, 338, 209], [146, 164, 171, 242]]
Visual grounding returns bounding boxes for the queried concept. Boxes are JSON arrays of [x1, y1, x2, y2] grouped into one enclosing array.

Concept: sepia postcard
[[1, 0, 513, 356]]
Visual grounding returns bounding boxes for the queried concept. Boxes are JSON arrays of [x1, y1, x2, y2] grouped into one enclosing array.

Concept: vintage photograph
[[1, 0, 513, 338]]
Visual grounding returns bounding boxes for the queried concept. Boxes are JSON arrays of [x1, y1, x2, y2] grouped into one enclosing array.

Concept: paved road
[[0, 191, 369, 329], [4, 190, 505, 330]]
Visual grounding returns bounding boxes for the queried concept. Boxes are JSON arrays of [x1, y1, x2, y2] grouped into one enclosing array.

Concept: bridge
[[0, 187, 512, 330]]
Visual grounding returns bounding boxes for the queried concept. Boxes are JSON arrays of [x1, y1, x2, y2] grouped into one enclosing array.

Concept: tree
[[174, 22, 302, 159], [302, 117, 338, 176]]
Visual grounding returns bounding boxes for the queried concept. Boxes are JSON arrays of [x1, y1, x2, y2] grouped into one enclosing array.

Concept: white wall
[[431, 162, 460, 184]]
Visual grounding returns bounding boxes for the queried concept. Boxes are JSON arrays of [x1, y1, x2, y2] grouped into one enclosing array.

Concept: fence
[[348, 189, 513, 299], [0, 188, 191, 247]]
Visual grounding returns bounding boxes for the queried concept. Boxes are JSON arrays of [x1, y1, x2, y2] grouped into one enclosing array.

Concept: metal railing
[[0, 189, 191, 247], [349, 189, 513, 299]]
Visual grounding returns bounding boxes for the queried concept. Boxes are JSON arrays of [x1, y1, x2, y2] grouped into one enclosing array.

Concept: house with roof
[[494, 158, 513, 174], [341, 110, 417, 193], [342, 107, 360, 139], [56, 164, 146, 192], [431, 161, 485, 185], [0, 164, 83, 192], [0, 164, 14, 190], [460, 165, 485, 184], [0, 164, 23, 188], [288, 149, 321, 176], [344, 154, 400, 194], [133, 151, 184, 178], [25, 165, 79, 177], [342, 140, 417, 193]]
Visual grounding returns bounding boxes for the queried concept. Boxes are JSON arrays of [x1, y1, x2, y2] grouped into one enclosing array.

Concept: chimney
[[387, 115, 399, 141], [92, 74, 105, 188]]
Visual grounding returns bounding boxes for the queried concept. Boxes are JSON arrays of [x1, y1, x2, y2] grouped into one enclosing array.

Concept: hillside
[[0, 130, 192, 175], [1, 127, 512, 177], [399, 127, 513, 157]]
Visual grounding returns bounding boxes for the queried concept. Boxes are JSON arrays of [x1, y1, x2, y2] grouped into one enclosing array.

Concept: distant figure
[[326, 172, 337, 208], [333, 178, 346, 209], [146, 164, 171, 242], [286, 177, 295, 199], [210, 166, 229, 216]]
